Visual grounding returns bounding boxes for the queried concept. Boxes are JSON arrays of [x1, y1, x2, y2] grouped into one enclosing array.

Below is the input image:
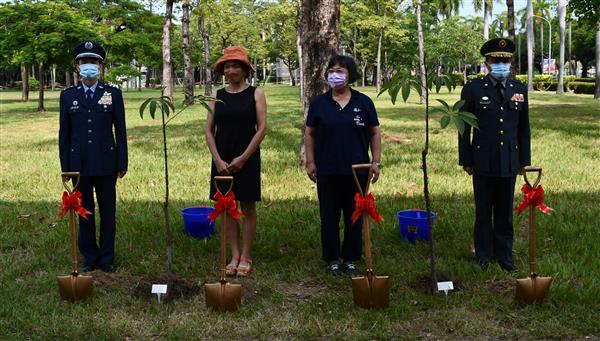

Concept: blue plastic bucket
[[396, 209, 436, 244], [180, 206, 216, 239]]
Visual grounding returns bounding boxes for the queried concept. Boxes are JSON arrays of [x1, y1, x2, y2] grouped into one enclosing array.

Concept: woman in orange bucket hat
[[205, 46, 267, 277]]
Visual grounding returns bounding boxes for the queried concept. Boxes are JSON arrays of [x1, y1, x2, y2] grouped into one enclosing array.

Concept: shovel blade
[[57, 274, 93, 301], [352, 275, 390, 309], [204, 282, 242, 312], [515, 276, 553, 303]]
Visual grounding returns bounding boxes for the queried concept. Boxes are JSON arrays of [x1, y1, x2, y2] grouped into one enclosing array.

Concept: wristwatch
[[372, 161, 381, 167]]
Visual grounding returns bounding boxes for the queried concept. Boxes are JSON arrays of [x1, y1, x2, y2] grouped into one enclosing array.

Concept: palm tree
[[556, 0, 566, 94], [507, 0, 515, 42]]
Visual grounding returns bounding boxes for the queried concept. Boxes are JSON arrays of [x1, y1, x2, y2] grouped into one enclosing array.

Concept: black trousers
[[77, 175, 118, 267], [472, 175, 517, 264], [317, 174, 367, 263]]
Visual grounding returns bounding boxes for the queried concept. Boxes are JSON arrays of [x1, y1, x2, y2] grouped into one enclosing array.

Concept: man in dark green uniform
[[458, 38, 531, 272]]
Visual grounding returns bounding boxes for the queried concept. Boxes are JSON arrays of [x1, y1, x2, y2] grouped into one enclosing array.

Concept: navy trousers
[[472, 175, 517, 264], [77, 175, 118, 267], [317, 174, 367, 263]]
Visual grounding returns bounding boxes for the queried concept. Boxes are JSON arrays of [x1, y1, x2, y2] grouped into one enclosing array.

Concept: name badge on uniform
[[98, 92, 112, 105], [479, 96, 491, 105], [511, 93, 524, 102]]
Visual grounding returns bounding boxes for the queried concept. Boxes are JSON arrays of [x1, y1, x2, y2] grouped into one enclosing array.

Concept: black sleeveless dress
[[209, 86, 261, 202]]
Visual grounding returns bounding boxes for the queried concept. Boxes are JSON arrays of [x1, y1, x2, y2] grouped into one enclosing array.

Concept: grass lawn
[[1, 84, 599, 340]]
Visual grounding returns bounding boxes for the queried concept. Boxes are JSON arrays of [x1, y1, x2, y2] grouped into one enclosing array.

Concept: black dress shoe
[[498, 261, 518, 273], [474, 260, 489, 271], [99, 264, 115, 273], [82, 265, 96, 272]]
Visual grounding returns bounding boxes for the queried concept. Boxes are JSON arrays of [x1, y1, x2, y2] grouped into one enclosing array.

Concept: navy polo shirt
[[306, 88, 379, 175]]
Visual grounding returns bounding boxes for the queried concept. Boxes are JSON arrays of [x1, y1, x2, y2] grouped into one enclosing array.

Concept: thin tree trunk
[[540, 21, 544, 74], [483, 0, 490, 40], [162, 0, 174, 100], [568, 20, 573, 76], [20, 63, 29, 102], [361, 60, 367, 87], [51, 66, 56, 91], [416, 0, 437, 292], [73, 71, 79, 85], [298, 0, 340, 165], [507, 0, 516, 77], [138, 65, 142, 91], [182, 0, 194, 104], [161, 114, 173, 276], [37, 61, 45, 112], [199, 13, 212, 96], [556, 0, 566, 94], [595, 22, 600, 100], [65, 70, 72, 88], [526, 0, 534, 90], [376, 26, 383, 92]]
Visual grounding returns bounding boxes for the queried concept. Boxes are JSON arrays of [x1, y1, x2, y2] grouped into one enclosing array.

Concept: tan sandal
[[236, 258, 252, 277], [225, 256, 240, 276]]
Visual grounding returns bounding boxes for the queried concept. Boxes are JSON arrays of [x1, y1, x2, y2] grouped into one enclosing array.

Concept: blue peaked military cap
[[480, 38, 515, 58], [72, 41, 106, 61]]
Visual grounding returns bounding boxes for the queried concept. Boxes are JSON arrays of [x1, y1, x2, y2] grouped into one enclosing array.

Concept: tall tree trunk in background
[[507, 0, 516, 77], [376, 27, 383, 92], [65, 70, 72, 88], [138, 65, 142, 91], [20, 63, 29, 102], [298, 0, 340, 165], [556, 0, 566, 94], [417, 0, 427, 104], [37, 61, 45, 112], [51, 66, 56, 91], [568, 20, 574, 76], [483, 0, 491, 40], [595, 22, 600, 99], [526, 0, 534, 90], [199, 10, 212, 96], [182, 0, 194, 104], [162, 0, 174, 100]]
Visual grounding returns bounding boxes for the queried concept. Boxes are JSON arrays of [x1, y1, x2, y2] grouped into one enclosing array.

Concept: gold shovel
[[205, 176, 242, 312], [515, 167, 552, 303], [350, 164, 389, 309], [57, 172, 93, 301]]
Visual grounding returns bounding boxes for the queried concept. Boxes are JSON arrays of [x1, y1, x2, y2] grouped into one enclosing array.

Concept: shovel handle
[[351, 164, 373, 196], [522, 166, 542, 188], [214, 176, 234, 281], [62, 172, 80, 193], [214, 176, 234, 196]]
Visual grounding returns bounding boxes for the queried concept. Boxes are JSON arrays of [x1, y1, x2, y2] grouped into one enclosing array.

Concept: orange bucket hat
[[213, 46, 255, 75]]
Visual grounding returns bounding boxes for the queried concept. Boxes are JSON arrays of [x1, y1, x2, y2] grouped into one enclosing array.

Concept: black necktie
[[496, 83, 504, 103], [86, 89, 93, 106]]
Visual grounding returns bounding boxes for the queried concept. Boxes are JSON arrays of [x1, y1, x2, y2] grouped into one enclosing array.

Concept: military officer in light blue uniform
[[458, 38, 531, 272], [59, 41, 128, 273]]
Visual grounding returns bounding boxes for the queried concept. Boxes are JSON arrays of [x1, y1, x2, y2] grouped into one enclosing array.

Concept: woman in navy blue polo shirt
[[304, 55, 382, 276]]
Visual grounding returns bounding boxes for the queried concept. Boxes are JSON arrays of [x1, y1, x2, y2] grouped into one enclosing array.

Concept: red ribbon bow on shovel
[[515, 184, 553, 215], [208, 191, 243, 222], [59, 190, 92, 219], [351, 192, 384, 224]]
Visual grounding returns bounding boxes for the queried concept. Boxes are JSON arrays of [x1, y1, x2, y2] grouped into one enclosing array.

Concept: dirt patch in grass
[[484, 278, 514, 300], [407, 274, 462, 294], [276, 280, 327, 300], [382, 132, 412, 145]]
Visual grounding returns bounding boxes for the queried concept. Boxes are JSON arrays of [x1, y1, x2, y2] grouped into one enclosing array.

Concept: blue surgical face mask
[[79, 63, 100, 80], [489, 63, 510, 81]]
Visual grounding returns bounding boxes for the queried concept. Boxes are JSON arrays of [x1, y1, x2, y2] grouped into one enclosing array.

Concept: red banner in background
[[516, 184, 553, 215], [59, 190, 92, 219]]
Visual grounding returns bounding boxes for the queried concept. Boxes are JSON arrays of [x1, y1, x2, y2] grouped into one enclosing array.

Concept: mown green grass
[[1, 85, 599, 340]]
